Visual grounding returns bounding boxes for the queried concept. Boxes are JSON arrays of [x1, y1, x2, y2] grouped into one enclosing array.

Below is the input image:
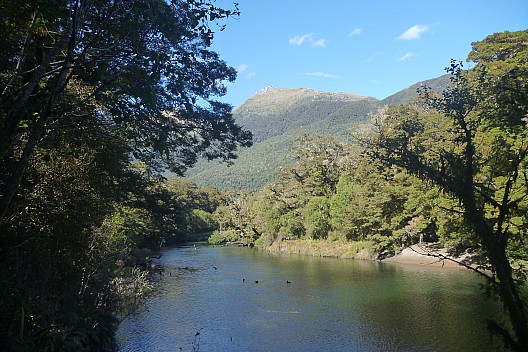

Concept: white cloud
[[289, 33, 326, 47], [397, 24, 429, 40], [349, 28, 363, 36], [312, 38, 327, 47], [305, 72, 342, 79], [289, 34, 313, 46], [366, 51, 386, 63], [237, 64, 256, 79], [398, 52, 414, 61]]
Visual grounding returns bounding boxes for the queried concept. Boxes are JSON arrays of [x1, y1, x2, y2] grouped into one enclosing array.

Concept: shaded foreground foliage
[[0, 1, 249, 351]]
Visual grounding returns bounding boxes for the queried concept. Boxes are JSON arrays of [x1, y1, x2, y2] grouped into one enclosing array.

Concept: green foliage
[[366, 30, 528, 350], [216, 133, 449, 260], [188, 77, 451, 191], [0, 124, 136, 351], [304, 197, 330, 239], [208, 229, 242, 245], [0, 1, 248, 351], [0, 0, 251, 217]]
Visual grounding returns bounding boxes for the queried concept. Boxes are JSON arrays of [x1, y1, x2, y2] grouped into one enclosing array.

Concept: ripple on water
[[117, 245, 506, 352]]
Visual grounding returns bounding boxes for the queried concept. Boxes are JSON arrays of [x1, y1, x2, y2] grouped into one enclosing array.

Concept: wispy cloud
[[289, 34, 313, 46], [289, 33, 326, 47], [398, 52, 414, 61], [366, 51, 386, 63], [397, 24, 429, 40], [305, 72, 342, 79], [245, 72, 256, 79], [237, 64, 256, 79], [312, 38, 326, 47], [349, 28, 363, 36]]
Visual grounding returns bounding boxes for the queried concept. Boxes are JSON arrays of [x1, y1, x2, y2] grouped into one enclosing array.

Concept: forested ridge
[[186, 75, 451, 191], [0, 1, 526, 351]]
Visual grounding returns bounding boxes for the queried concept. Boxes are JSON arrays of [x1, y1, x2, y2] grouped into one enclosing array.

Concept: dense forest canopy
[[0, 1, 250, 351]]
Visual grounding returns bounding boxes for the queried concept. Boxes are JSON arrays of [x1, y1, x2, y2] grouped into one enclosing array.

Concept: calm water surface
[[117, 244, 504, 351]]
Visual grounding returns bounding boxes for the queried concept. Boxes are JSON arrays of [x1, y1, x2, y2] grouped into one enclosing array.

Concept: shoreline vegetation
[[266, 239, 375, 260], [211, 238, 481, 270], [267, 241, 483, 269]]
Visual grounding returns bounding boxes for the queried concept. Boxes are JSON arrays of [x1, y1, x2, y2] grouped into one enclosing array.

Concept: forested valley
[[0, 1, 527, 351]]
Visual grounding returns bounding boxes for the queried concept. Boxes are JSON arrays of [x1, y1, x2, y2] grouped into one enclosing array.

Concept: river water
[[116, 244, 505, 351]]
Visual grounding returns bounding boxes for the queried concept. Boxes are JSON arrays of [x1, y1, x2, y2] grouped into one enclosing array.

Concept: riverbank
[[382, 243, 480, 269], [266, 239, 376, 260], [264, 239, 480, 269]]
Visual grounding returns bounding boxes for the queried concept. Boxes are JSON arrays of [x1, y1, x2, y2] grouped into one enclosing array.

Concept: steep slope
[[186, 88, 380, 191], [381, 74, 452, 106], [186, 75, 450, 191], [234, 87, 379, 142]]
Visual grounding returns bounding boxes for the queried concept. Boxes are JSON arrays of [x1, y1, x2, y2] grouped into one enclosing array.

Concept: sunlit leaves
[[366, 30, 528, 349]]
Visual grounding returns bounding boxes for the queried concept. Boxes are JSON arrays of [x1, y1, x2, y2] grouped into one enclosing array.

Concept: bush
[[208, 230, 241, 245]]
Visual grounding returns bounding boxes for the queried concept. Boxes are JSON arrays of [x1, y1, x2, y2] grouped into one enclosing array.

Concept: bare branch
[[408, 244, 494, 281]]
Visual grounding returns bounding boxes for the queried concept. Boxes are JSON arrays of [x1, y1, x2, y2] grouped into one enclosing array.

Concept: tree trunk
[[0, 119, 45, 222], [489, 241, 528, 351], [466, 201, 528, 351]]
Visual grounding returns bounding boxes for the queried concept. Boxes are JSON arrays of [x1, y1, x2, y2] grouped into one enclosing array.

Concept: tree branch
[[408, 244, 494, 281]]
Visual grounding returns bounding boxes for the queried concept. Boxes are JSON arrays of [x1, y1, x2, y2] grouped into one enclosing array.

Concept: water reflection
[[117, 244, 504, 352]]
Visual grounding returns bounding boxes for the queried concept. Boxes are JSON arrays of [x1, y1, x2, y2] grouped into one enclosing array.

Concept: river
[[116, 244, 505, 351]]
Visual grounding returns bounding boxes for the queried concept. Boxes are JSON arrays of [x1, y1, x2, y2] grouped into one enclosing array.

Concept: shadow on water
[[117, 244, 505, 352]]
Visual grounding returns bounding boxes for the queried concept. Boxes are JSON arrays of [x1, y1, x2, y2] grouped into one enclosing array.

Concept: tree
[[366, 30, 528, 351], [0, 0, 252, 220], [287, 134, 346, 197], [0, 120, 143, 350], [0, 1, 251, 350], [304, 196, 330, 239]]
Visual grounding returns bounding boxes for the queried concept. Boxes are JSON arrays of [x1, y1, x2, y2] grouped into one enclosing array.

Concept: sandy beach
[[382, 243, 477, 269]]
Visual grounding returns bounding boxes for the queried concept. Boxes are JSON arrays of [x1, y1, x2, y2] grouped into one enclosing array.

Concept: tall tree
[[0, 1, 251, 350], [0, 0, 252, 220], [366, 30, 528, 351], [0, 120, 144, 350]]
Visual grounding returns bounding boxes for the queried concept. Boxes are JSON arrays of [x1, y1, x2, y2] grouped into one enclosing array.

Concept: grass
[[266, 239, 375, 260]]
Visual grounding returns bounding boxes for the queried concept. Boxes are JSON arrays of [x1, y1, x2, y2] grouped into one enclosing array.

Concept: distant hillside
[[185, 75, 450, 191], [381, 74, 452, 106], [234, 87, 380, 143], [184, 133, 295, 191]]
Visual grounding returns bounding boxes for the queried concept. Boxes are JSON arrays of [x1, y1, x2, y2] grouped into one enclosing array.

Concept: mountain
[[185, 75, 451, 191], [234, 87, 380, 143], [381, 74, 452, 106]]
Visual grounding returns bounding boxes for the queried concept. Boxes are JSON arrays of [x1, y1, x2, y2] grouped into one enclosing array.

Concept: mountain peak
[[189, 75, 451, 191], [246, 86, 372, 105], [255, 86, 276, 95]]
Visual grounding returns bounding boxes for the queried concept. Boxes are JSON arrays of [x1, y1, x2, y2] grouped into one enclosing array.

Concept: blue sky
[[211, 0, 527, 108]]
